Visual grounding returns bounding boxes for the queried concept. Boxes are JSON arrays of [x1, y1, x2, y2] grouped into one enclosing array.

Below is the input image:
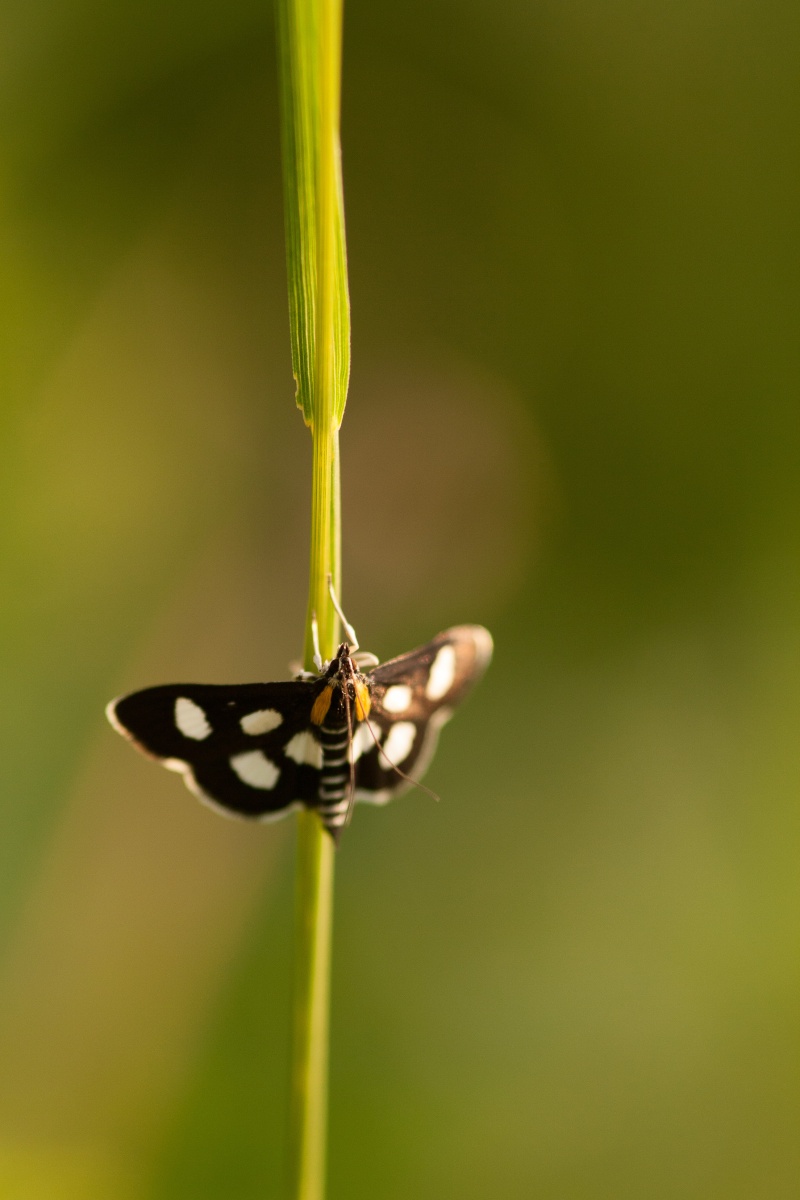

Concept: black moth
[[107, 625, 493, 841]]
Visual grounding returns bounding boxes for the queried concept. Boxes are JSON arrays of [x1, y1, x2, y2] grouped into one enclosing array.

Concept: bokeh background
[[2, 1, 799, 1196]]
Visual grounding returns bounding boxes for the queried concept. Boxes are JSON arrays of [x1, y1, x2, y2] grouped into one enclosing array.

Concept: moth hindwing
[[107, 624, 492, 842]]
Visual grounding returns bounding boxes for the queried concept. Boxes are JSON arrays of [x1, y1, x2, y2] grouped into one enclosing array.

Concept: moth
[[106, 623, 493, 841]]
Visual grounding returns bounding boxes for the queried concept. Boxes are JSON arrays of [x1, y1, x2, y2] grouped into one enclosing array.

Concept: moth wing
[[107, 681, 321, 820], [354, 625, 493, 802], [368, 625, 493, 721]]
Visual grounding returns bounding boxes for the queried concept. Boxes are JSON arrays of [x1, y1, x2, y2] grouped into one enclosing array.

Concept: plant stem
[[291, 808, 335, 1200], [277, 0, 349, 1194], [291, 424, 339, 1200]]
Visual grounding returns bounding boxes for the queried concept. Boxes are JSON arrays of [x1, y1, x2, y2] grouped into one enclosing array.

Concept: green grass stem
[[276, 0, 350, 1196]]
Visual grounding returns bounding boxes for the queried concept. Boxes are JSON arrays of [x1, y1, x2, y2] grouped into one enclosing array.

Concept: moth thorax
[[310, 677, 371, 726]]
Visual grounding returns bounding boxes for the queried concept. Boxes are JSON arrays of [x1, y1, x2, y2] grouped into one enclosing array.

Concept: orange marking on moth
[[354, 680, 371, 722], [311, 684, 334, 725]]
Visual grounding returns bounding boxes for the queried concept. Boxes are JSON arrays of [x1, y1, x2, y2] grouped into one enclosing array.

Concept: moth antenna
[[326, 573, 359, 652], [361, 718, 441, 803], [342, 677, 357, 829]]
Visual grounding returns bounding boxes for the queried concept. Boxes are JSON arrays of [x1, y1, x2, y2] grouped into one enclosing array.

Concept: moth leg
[[352, 651, 380, 669], [291, 664, 319, 681], [311, 611, 324, 672], [326, 573, 359, 651]]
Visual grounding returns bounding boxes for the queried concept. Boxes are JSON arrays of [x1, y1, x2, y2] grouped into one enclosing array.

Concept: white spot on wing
[[354, 788, 393, 806], [285, 731, 324, 769], [240, 708, 283, 735], [163, 756, 191, 774], [230, 750, 280, 790], [425, 644, 457, 700], [469, 625, 494, 671], [380, 721, 417, 766], [175, 696, 212, 740], [382, 684, 413, 713], [351, 721, 379, 761]]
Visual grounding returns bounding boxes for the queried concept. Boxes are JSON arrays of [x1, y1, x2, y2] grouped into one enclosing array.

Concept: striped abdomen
[[316, 721, 354, 837]]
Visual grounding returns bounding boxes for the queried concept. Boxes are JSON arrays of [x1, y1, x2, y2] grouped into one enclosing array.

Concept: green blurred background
[[2, 0, 799, 1196]]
